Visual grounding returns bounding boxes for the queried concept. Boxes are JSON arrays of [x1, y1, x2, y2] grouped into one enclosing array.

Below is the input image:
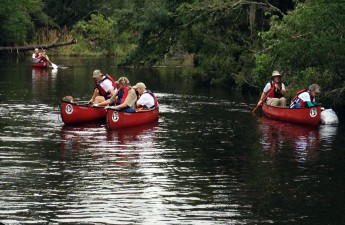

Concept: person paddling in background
[[256, 70, 287, 107], [97, 77, 137, 112], [132, 82, 158, 110], [32, 48, 41, 63], [290, 84, 320, 108], [88, 70, 117, 104], [40, 50, 49, 63]]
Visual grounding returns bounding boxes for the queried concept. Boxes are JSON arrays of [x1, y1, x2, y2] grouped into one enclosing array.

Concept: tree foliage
[[254, 0, 345, 105], [0, 0, 45, 45], [73, 14, 116, 54]]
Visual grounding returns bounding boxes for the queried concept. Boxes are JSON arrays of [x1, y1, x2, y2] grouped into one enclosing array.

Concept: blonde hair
[[63, 96, 74, 103]]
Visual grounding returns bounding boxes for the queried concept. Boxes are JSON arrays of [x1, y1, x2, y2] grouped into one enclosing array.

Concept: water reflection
[[32, 67, 48, 78], [32, 67, 58, 103], [258, 117, 338, 162], [60, 121, 158, 152], [318, 124, 338, 145], [259, 117, 320, 161]]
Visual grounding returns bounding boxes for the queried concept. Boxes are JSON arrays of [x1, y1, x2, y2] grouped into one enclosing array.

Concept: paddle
[[252, 85, 276, 113], [252, 94, 268, 113], [47, 59, 58, 69], [42, 55, 58, 69]]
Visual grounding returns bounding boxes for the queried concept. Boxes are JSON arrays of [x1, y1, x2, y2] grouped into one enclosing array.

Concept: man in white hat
[[89, 69, 117, 104], [132, 82, 156, 109], [256, 70, 287, 107]]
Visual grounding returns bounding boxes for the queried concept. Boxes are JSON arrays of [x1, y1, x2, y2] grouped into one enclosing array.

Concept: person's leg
[[267, 98, 279, 106], [290, 102, 301, 108], [119, 107, 136, 113], [93, 96, 106, 104], [279, 97, 287, 107]]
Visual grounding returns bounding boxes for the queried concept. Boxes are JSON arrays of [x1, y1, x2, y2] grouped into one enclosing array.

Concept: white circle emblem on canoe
[[112, 111, 119, 122], [65, 104, 73, 114], [310, 107, 317, 118]]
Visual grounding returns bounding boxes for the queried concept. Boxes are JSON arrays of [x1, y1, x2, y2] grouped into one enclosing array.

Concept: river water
[[0, 56, 344, 224]]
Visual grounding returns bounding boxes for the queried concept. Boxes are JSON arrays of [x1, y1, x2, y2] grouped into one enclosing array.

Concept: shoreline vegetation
[[1, 0, 344, 108]]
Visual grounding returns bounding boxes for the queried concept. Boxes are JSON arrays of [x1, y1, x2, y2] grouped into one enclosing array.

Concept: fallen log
[[0, 38, 77, 54]]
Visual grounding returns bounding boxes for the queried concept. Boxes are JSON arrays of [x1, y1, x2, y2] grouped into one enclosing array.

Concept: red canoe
[[32, 61, 49, 68], [262, 104, 321, 126], [60, 101, 107, 125], [106, 107, 159, 129]]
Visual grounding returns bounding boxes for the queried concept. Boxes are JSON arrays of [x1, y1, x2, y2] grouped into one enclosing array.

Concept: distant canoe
[[106, 107, 159, 129], [32, 61, 48, 68], [262, 104, 321, 126], [60, 101, 107, 125]]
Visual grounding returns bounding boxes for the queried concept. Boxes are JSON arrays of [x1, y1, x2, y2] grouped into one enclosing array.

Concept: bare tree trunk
[[249, 3, 256, 36], [0, 39, 77, 54]]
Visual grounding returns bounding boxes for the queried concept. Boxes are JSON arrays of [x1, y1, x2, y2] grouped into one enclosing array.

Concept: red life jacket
[[267, 82, 283, 98], [115, 87, 129, 105], [40, 55, 48, 62], [291, 88, 314, 108], [34, 52, 40, 58], [95, 74, 116, 98]]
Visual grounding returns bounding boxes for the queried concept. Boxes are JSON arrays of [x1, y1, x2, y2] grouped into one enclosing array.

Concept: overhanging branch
[[0, 38, 77, 54]]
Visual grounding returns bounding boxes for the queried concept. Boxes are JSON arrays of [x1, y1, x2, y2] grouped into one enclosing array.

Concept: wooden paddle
[[252, 84, 276, 113], [47, 59, 58, 69], [42, 55, 58, 69], [252, 94, 268, 113]]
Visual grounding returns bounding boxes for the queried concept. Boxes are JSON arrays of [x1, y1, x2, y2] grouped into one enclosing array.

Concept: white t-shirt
[[137, 91, 155, 108], [263, 82, 286, 93], [297, 92, 311, 102], [99, 78, 115, 93]]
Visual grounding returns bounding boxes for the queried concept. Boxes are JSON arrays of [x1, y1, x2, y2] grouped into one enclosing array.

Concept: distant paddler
[[253, 70, 287, 112]]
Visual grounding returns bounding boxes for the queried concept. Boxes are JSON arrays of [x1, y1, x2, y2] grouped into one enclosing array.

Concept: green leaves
[[256, 0, 345, 95], [0, 0, 44, 45], [73, 14, 116, 54]]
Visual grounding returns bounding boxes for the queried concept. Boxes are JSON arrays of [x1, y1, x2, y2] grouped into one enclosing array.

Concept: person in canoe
[[88, 69, 117, 104], [132, 82, 159, 110], [256, 70, 287, 107], [290, 84, 320, 108], [97, 77, 137, 112], [32, 48, 42, 63], [40, 50, 49, 62]]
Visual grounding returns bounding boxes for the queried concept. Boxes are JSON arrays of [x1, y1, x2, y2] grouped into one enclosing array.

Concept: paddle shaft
[[252, 94, 269, 113], [43, 56, 57, 68], [252, 82, 279, 113]]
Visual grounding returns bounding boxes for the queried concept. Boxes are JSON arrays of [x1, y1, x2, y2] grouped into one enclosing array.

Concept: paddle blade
[[51, 63, 58, 69]]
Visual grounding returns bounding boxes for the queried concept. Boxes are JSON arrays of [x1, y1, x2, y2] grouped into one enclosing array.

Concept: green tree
[[73, 14, 116, 55], [0, 0, 45, 45], [254, 0, 345, 105]]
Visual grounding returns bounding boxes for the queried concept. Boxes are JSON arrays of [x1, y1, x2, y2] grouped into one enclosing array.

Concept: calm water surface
[[0, 56, 344, 224]]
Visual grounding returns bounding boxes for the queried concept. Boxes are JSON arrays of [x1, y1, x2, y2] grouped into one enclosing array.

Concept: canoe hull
[[106, 108, 159, 129], [262, 104, 321, 126], [60, 101, 107, 125], [32, 61, 48, 68]]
